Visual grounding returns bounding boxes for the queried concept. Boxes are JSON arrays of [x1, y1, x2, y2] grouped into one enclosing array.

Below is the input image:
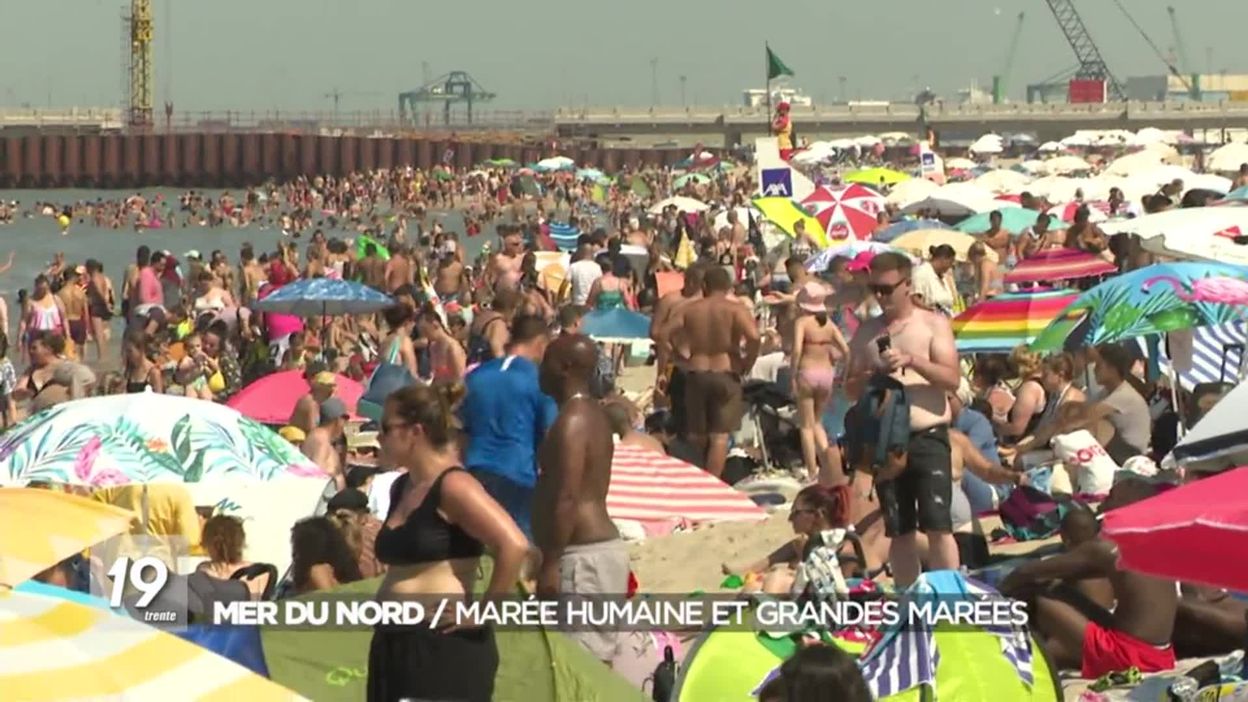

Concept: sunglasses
[[869, 278, 909, 296]]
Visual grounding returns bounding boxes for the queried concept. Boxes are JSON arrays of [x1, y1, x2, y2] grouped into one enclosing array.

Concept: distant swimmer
[[57, 208, 71, 236]]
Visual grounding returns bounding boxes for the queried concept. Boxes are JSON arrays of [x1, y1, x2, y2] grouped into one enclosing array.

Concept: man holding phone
[[845, 252, 962, 586]]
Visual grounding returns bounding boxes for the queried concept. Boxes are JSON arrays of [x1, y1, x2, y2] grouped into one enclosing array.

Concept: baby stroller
[[741, 377, 804, 473]]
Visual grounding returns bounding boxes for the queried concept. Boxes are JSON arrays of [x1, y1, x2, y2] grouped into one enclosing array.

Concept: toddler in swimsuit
[[176, 333, 214, 400]]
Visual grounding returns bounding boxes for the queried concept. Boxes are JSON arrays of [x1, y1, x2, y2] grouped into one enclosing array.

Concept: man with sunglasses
[[845, 252, 961, 587]]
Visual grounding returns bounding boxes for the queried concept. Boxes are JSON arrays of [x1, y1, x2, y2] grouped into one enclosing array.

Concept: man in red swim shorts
[[1001, 478, 1177, 679]]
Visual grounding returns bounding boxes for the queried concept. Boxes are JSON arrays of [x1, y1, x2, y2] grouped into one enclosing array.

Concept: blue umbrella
[[253, 278, 394, 316], [581, 309, 651, 343], [874, 219, 951, 243]]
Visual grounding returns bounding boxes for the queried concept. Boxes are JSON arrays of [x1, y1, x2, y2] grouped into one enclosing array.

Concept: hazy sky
[[4, 0, 1245, 113]]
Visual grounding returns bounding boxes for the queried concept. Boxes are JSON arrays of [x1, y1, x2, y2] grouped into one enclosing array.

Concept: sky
[[3, 0, 1246, 113]]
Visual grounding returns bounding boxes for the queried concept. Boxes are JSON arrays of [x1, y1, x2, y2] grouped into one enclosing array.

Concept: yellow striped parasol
[[0, 588, 305, 700], [0, 488, 134, 587]]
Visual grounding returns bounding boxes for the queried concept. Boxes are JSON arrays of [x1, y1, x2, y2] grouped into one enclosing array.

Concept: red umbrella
[[1101, 467, 1248, 591], [800, 184, 885, 242], [1047, 200, 1110, 223], [226, 370, 364, 425], [1004, 247, 1118, 285]]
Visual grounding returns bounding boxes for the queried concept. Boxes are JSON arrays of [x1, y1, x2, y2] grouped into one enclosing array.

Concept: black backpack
[[650, 645, 677, 702], [844, 375, 912, 483]]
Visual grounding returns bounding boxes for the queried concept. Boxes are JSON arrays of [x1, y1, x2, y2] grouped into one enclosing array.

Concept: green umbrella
[[262, 568, 644, 702], [955, 207, 1067, 236]]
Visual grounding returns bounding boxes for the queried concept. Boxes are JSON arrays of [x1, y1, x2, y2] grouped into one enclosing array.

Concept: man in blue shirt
[[460, 314, 557, 541], [949, 385, 1011, 513]]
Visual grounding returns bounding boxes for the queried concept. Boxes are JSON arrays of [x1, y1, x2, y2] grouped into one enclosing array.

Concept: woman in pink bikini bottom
[[791, 281, 850, 485]]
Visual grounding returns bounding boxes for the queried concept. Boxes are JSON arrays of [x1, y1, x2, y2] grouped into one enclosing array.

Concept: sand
[[628, 511, 795, 594]]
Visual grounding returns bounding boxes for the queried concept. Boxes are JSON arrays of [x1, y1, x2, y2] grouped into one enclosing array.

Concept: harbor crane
[[1042, 0, 1124, 100], [993, 11, 1026, 104], [397, 71, 496, 126], [124, 0, 154, 127]]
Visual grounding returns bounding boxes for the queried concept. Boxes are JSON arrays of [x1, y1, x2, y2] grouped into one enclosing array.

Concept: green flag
[[766, 45, 795, 80]]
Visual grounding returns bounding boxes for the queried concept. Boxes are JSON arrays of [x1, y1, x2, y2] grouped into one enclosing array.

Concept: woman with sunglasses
[[369, 383, 529, 702]]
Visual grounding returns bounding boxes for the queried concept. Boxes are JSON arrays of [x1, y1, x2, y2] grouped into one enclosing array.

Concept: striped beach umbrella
[[1004, 248, 1118, 286], [548, 221, 580, 251], [608, 443, 766, 524], [952, 289, 1079, 353], [0, 589, 304, 700]]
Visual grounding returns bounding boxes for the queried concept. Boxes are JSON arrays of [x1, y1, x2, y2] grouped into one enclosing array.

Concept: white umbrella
[[1105, 150, 1171, 177], [713, 206, 756, 231], [1103, 207, 1248, 243], [1042, 155, 1092, 176], [1172, 380, 1248, 469], [1016, 159, 1049, 174], [1059, 133, 1094, 148], [648, 196, 709, 214], [1127, 165, 1196, 191], [535, 156, 575, 171], [1208, 143, 1248, 173], [1026, 176, 1093, 203], [968, 136, 1003, 155], [974, 169, 1031, 194], [1184, 173, 1234, 195], [885, 177, 939, 207], [1036, 141, 1063, 154], [945, 157, 978, 170]]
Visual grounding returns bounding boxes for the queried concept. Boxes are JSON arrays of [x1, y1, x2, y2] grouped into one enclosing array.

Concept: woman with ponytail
[[791, 280, 850, 485]]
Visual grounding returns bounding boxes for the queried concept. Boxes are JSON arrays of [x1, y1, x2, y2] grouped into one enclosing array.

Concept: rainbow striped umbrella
[[953, 289, 1079, 353], [1004, 247, 1117, 285]]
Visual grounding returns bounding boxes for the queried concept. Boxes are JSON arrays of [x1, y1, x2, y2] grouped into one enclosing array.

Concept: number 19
[[106, 556, 170, 608]]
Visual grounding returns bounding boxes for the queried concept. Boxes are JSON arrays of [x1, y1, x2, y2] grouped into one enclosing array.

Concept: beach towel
[[998, 485, 1063, 541]]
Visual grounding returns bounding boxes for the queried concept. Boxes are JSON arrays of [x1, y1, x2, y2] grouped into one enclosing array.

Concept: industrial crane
[[125, 0, 154, 128], [1166, 6, 1200, 99], [993, 12, 1026, 104], [397, 71, 496, 126], [1042, 0, 1124, 101]]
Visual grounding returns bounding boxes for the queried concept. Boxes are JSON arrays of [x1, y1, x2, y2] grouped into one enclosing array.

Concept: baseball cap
[[845, 250, 876, 273], [278, 425, 307, 443], [312, 372, 337, 387], [319, 397, 349, 423], [326, 488, 370, 513]]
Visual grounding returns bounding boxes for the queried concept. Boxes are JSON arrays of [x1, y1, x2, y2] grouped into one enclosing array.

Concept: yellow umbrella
[[0, 588, 305, 701], [844, 167, 911, 186], [890, 229, 999, 263], [0, 488, 134, 587], [752, 196, 830, 248]]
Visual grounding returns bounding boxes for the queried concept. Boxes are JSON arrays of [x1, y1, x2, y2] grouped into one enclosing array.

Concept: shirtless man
[[660, 266, 761, 478], [535, 334, 628, 665], [434, 252, 466, 305], [1064, 206, 1109, 255], [981, 210, 1011, 264], [845, 252, 961, 586], [289, 368, 336, 435], [466, 287, 518, 365], [1001, 478, 1178, 679], [357, 243, 387, 290], [647, 263, 705, 432], [384, 243, 414, 294], [238, 244, 265, 306], [302, 397, 348, 492], [57, 269, 90, 356], [763, 257, 823, 353], [491, 225, 526, 290]]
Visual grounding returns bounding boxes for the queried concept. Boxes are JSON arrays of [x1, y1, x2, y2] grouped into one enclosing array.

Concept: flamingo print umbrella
[[800, 184, 885, 242], [1030, 262, 1248, 352]]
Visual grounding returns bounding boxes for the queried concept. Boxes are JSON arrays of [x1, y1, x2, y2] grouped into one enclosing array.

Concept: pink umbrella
[[800, 184, 885, 242], [226, 370, 364, 425], [1004, 247, 1118, 285], [1101, 467, 1248, 591]]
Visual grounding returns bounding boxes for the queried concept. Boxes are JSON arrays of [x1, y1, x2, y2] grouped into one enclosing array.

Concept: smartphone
[[876, 336, 892, 354]]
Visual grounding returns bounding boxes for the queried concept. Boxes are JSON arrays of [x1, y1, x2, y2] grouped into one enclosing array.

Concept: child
[[281, 331, 309, 371], [0, 332, 15, 427], [175, 333, 215, 400]]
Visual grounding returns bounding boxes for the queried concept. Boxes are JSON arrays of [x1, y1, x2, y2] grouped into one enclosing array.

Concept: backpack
[[998, 486, 1063, 541], [844, 375, 912, 483]]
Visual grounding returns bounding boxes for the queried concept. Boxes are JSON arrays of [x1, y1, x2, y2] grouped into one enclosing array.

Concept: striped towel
[[1139, 322, 1247, 390], [548, 221, 580, 251]]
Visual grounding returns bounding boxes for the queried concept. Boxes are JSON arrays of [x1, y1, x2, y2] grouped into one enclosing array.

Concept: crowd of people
[[10, 144, 1248, 700]]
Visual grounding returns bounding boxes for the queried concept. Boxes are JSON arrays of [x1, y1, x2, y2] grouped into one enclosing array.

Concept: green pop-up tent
[[261, 574, 645, 702]]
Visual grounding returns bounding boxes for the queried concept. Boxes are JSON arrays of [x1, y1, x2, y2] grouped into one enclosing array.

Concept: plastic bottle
[[1167, 676, 1199, 702]]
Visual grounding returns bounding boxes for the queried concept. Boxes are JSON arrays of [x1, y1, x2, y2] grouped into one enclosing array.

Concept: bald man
[[535, 333, 626, 665]]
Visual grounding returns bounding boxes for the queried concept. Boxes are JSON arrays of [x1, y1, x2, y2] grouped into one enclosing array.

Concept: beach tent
[[673, 571, 1059, 702], [261, 576, 644, 702]]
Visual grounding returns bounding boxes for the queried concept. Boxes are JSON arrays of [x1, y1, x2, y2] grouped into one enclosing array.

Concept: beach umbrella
[[891, 230, 996, 263], [952, 289, 1079, 353], [1004, 248, 1117, 286], [973, 169, 1031, 194], [1040, 155, 1092, 175], [580, 309, 651, 344], [226, 370, 364, 426], [752, 196, 829, 248], [1104, 207, 1248, 265], [884, 177, 939, 207], [873, 218, 950, 243], [0, 394, 323, 485], [800, 184, 885, 242], [968, 135, 1003, 155], [575, 167, 605, 181], [1183, 173, 1233, 195], [483, 158, 517, 168], [1208, 143, 1248, 173], [1171, 381, 1248, 468], [843, 167, 910, 187], [901, 183, 998, 217], [1105, 150, 1168, 177], [712, 206, 755, 232], [1036, 141, 1063, 153], [805, 241, 906, 273], [1030, 262, 1248, 352], [0, 488, 132, 586], [535, 156, 575, 172], [608, 444, 765, 524], [648, 196, 709, 215], [674, 172, 712, 189], [0, 588, 304, 701], [946, 157, 978, 170], [1101, 467, 1248, 591], [955, 207, 1060, 236], [252, 278, 394, 316]]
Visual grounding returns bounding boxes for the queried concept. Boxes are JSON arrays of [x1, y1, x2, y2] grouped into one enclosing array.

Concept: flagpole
[[764, 42, 772, 143]]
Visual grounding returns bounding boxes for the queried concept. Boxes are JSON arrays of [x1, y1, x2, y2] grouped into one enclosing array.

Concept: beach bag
[[998, 485, 1062, 541], [650, 642, 678, 702], [844, 375, 911, 482]]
